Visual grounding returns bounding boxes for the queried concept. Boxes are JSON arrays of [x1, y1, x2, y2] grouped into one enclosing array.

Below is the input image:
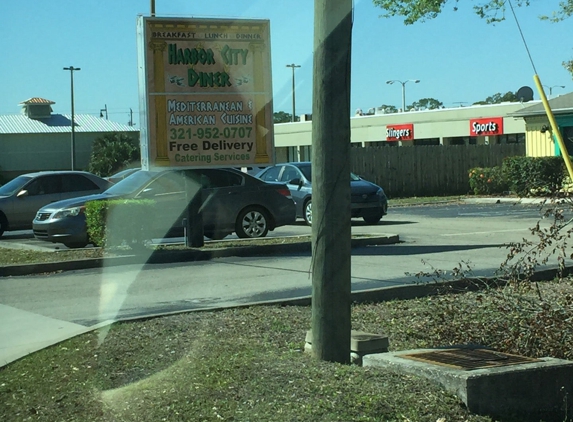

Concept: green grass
[[3, 279, 573, 421]]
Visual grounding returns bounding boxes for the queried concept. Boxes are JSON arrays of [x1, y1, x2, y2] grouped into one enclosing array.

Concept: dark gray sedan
[[0, 171, 112, 237], [256, 162, 388, 225], [33, 168, 296, 248]]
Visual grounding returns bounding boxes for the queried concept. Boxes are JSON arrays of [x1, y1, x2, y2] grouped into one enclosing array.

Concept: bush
[[468, 166, 507, 195], [502, 156, 566, 197], [87, 133, 140, 177], [85, 199, 155, 249]]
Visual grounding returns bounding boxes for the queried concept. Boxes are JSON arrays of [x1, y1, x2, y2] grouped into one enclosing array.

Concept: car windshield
[[103, 170, 157, 195], [0, 175, 31, 196]]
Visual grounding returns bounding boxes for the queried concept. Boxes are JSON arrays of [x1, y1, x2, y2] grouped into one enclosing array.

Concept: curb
[[0, 234, 399, 277]]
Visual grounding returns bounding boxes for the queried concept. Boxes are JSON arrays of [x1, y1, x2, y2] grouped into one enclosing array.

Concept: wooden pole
[[311, 0, 353, 363]]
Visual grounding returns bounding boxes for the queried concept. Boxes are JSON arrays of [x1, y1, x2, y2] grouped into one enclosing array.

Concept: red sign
[[386, 124, 414, 141], [470, 117, 504, 136]]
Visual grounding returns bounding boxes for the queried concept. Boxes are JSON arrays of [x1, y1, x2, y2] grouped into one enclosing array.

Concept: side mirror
[[16, 190, 29, 198], [289, 178, 301, 186]]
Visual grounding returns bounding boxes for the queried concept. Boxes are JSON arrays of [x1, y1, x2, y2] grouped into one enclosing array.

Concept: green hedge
[[85, 199, 155, 249], [469, 156, 568, 197], [502, 156, 566, 197]]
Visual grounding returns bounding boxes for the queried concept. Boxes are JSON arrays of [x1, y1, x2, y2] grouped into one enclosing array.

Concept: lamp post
[[286, 63, 301, 122], [386, 79, 420, 112], [100, 104, 108, 119], [63, 66, 81, 170], [543, 85, 565, 96]]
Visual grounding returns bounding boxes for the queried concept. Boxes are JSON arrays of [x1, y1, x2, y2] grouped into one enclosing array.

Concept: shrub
[[87, 133, 140, 177], [502, 156, 566, 197], [468, 166, 507, 195], [85, 199, 155, 249]]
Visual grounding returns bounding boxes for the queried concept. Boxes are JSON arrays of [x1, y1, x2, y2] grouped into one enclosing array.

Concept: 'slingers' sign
[[386, 124, 414, 141], [137, 17, 274, 170]]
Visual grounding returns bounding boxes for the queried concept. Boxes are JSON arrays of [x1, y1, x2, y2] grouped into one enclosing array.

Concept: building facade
[[272, 99, 561, 163], [0, 98, 139, 180]]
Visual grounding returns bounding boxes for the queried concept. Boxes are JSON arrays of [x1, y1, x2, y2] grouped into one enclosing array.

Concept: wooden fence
[[350, 144, 526, 198]]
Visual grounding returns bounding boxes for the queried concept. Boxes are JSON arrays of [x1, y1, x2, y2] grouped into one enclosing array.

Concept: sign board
[[469, 117, 504, 137], [136, 17, 274, 170], [386, 124, 414, 141]]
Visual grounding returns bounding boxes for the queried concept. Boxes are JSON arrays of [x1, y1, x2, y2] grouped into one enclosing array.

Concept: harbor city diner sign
[[136, 17, 274, 169], [386, 124, 414, 141], [469, 117, 504, 137]]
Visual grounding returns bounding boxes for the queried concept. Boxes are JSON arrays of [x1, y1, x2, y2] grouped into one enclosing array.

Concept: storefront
[[509, 92, 573, 157], [273, 100, 539, 161]]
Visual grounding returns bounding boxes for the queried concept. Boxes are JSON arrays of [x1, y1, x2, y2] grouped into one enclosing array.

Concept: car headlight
[[376, 187, 386, 197], [52, 206, 85, 219]]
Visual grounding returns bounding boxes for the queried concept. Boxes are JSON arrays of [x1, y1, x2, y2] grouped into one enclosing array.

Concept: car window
[[259, 166, 281, 182], [0, 175, 31, 196], [61, 174, 100, 192], [280, 166, 300, 183], [143, 172, 185, 195], [200, 170, 243, 188], [25, 175, 60, 196]]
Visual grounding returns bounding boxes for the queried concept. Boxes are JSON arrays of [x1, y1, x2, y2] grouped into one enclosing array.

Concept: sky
[[1, 0, 572, 127]]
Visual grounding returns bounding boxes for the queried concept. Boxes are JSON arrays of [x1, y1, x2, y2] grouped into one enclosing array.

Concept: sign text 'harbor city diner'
[[137, 17, 273, 169]]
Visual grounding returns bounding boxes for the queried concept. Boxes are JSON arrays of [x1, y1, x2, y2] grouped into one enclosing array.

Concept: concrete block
[[363, 348, 573, 422], [305, 330, 389, 365]]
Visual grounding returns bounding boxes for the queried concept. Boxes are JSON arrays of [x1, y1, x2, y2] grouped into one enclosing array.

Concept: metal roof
[[510, 92, 573, 117], [0, 113, 139, 134]]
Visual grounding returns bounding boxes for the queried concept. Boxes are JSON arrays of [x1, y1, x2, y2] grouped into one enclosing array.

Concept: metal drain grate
[[401, 348, 541, 371]]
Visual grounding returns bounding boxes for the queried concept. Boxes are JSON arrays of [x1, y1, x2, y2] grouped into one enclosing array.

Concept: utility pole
[[100, 104, 108, 119], [311, 0, 353, 363], [129, 108, 134, 126], [286, 63, 301, 122], [63, 66, 81, 171]]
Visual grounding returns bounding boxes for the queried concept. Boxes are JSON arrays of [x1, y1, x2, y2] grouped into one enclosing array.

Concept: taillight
[[276, 188, 292, 198]]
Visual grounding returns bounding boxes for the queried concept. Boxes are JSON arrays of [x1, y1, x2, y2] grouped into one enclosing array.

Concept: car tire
[[303, 199, 312, 226], [205, 231, 229, 240], [362, 210, 383, 225], [64, 241, 88, 249], [235, 206, 269, 238], [0, 213, 6, 237]]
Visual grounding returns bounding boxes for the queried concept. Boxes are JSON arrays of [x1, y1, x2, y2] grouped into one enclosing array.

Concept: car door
[[196, 169, 245, 233], [14, 175, 62, 228]]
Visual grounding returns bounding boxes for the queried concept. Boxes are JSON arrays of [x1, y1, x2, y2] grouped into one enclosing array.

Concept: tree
[[372, 0, 573, 77], [409, 97, 443, 110], [473, 91, 518, 105], [378, 104, 398, 113], [87, 133, 140, 177], [273, 111, 294, 123]]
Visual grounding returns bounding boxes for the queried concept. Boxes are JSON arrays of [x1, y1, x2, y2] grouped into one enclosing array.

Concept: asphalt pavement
[[1, 196, 569, 368]]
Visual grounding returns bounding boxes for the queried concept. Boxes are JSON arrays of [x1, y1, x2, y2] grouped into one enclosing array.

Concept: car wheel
[[362, 210, 383, 225], [303, 199, 312, 226], [235, 207, 269, 238], [64, 241, 88, 249], [0, 213, 6, 237]]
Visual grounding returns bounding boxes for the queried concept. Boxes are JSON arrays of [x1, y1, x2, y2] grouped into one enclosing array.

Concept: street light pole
[[543, 84, 565, 96], [386, 79, 420, 112], [286, 63, 301, 122], [100, 104, 108, 119], [63, 66, 81, 170]]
